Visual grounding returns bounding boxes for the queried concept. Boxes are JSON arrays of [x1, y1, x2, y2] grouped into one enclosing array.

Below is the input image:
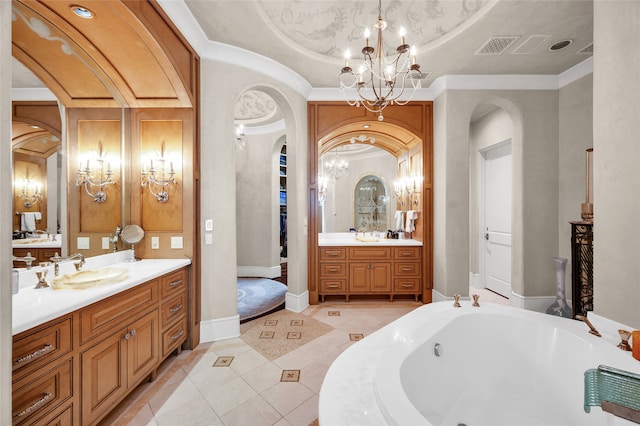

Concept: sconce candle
[[76, 141, 115, 203], [141, 141, 177, 203]]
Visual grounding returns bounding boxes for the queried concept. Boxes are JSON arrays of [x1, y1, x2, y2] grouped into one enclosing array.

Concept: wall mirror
[[316, 120, 424, 235]]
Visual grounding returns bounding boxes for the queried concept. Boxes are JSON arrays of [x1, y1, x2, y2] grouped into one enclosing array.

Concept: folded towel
[[20, 212, 39, 232], [395, 211, 404, 230], [406, 210, 418, 232]]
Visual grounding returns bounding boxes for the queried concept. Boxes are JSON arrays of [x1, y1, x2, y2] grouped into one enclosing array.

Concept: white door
[[481, 141, 512, 298]]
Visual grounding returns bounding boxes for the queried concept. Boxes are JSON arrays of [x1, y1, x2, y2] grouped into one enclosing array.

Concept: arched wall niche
[[308, 101, 434, 305]]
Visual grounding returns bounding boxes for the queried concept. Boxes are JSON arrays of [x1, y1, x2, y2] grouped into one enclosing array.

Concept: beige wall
[[434, 89, 559, 300], [199, 59, 308, 327], [1, 1, 11, 423], [593, 1, 640, 327], [558, 74, 593, 301]]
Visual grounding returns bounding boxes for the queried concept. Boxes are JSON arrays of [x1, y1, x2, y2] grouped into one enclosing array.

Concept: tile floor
[[102, 288, 508, 426]]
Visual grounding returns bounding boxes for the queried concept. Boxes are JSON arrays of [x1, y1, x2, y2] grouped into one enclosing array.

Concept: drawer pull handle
[[13, 344, 53, 365], [401, 252, 412, 256], [327, 251, 339, 256], [169, 279, 183, 288], [328, 284, 339, 288], [401, 283, 414, 288], [170, 303, 183, 313], [171, 329, 185, 341], [13, 392, 52, 418], [401, 267, 413, 271], [327, 268, 338, 272], [124, 329, 137, 340]]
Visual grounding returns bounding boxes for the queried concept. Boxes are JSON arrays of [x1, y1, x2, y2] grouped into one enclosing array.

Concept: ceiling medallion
[[339, 0, 423, 121]]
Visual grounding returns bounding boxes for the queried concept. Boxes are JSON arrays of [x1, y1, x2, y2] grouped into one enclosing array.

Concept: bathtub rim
[[373, 303, 640, 426], [318, 301, 640, 426]]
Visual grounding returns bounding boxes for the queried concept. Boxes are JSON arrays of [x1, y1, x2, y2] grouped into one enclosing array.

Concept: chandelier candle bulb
[[364, 27, 370, 47], [399, 26, 405, 45]]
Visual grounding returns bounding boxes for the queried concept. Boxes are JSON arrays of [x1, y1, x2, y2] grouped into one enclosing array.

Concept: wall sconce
[[235, 124, 246, 151], [76, 141, 115, 203], [16, 169, 42, 208], [318, 174, 329, 206], [393, 174, 423, 207], [141, 141, 177, 203]]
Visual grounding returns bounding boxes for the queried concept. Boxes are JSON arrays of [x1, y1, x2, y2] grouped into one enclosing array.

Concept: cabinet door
[[127, 310, 159, 387], [349, 263, 370, 292], [370, 263, 392, 292], [81, 330, 127, 425]]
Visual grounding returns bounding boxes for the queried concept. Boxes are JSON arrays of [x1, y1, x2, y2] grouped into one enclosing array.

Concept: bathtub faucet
[[575, 314, 602, 337]]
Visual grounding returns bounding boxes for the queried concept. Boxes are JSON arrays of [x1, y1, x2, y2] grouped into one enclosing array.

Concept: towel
[[21, 212, 40, 232], [406, 210, 418, 233], [395, 211, 404, 230]]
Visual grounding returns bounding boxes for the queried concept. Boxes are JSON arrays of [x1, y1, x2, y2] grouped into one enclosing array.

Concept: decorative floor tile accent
[[349, 333, 364, 341], [290, 319, 304, 326], [259, 331, 275, 339], [213, 356, 234, 367], [328, 311, 340, 317], [281, 369, 300, 382], [287, 332, 302, 339], [264, 319, 278, 326]]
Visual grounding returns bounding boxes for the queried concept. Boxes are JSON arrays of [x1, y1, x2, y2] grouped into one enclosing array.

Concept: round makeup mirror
[[121, 224, 144, 262]]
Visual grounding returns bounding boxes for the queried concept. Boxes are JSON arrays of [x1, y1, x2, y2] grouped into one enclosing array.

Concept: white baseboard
[[199, 315, 240, 343], [285, 290, 309, 313], [237, 265, 281, 279], [509, 292, 555, 312], [435, 288, 555, 313]]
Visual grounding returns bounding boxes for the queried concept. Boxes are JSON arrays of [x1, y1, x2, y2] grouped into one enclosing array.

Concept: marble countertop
[[318, 233, 422, 247], [12, 235, 63, 249], [12, 250, 191, 335]]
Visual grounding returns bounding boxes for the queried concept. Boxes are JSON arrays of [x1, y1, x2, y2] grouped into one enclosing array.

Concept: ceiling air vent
[[578, 43, 594, 55], [475, 36, 520, 55]]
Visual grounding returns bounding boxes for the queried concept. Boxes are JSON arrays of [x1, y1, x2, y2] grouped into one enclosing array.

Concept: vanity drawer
[[394, 262, 420, 276], [160, 268, 187, 298], [162, 317, 188, 357], [12, 317, 72, 380], [320, 279, 347, 293], [393, 247, 421, 260], [348, 247, 391, 260], [79, 280, 158, 345], [394, 278, 421, 293], [319, 247, 346, 261], [161, 292, 187, 328], [320, 263, 346, 277], [12, 358, 73, 425]]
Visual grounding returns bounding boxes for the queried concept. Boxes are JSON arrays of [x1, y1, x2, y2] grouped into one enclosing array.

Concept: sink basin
[[355, 236, 380, 242], [52, 267, 129, 290]]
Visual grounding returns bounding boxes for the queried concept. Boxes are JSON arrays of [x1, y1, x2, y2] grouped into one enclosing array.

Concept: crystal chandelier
[[339, 0, 423, 121], [324, 148, 349, 180]]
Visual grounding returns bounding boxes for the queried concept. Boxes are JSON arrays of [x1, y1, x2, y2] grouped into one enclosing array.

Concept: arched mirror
[[354, 175, 388, 232]]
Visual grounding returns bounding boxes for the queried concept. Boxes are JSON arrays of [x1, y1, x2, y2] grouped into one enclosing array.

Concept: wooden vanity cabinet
[[318, 246, 422, 302], [11, 316, 75, 425], [13, 247, 60, 268], [12, 266, 190, 426]]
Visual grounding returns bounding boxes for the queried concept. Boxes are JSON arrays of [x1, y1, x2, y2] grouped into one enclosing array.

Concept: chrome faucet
[[50, 252, 85, 276], [13, 252, 36, 270], [111, 225, 121, 252], [575, 314, 602, 337]]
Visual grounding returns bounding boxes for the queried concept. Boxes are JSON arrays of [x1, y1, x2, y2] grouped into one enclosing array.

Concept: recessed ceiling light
[[71, 5, 94, 19], [29, 125, 40, 129], [363, 124, 370, 129], [549, 39, 573, 51]]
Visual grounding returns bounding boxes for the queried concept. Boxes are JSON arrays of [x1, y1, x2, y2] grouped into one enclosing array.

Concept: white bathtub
[[319, 302, 639, 426]]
